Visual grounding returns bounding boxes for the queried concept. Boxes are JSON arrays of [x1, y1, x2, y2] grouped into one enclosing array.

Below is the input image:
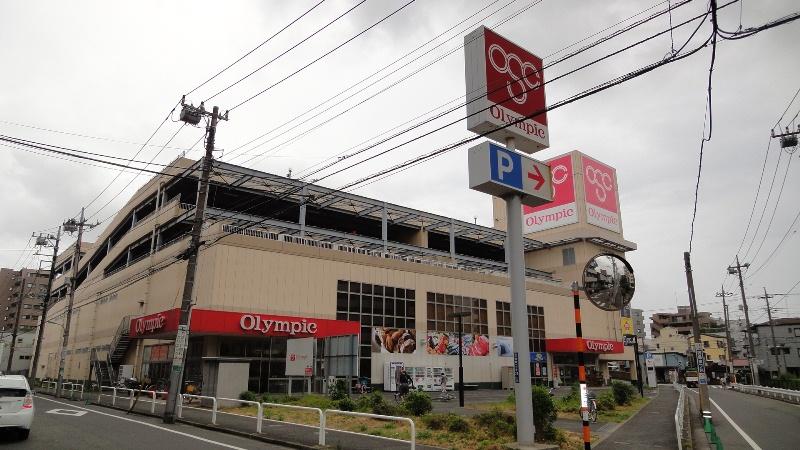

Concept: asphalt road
[[0, 395, 290, 449], [690, 386, 800, 450]]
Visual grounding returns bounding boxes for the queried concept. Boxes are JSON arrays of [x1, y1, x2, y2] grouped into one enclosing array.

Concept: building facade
[[650, 306, 723, 338], [752, 318, 800, 377], [37, 152, 639, 394], [630, 308, 645, 339], [0, 267, 50, 334], [0, 332, 35, 375]]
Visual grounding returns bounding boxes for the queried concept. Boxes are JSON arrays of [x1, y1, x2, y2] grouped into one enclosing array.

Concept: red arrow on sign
[[527, 165, 545, 190]]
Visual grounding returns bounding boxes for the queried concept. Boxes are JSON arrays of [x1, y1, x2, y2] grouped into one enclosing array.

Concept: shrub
[[402, 390, 433, 416], [446, 414, 470, 432], [474, 409, 516, 439], [555, 395, 580, 413], [356, 390, 399, 415], [336, 396, 357, 411], [239, 391, 257, 402], [329, 379, 349, 401], [531, 385, 557, 441], [595, 391, 616, 411], [421, 413, 449, 430], [611, 381, 636, 405]]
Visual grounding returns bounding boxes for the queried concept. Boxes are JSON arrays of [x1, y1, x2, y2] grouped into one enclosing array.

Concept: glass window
[[562, 247, 576, 266]]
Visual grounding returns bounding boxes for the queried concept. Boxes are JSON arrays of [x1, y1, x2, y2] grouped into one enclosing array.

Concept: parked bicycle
[[587, 391, 598, 423]]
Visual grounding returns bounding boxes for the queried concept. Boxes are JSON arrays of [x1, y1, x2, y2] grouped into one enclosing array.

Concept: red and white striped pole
[[572, 282, 591, 450]]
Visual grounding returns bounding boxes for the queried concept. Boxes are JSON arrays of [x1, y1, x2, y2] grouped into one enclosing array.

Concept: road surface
[[0, 395, 290, 449], [690, 385, 800, 450]]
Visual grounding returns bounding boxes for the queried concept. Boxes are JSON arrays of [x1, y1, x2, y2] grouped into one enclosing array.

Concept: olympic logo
[[487, 43, 541, 105], [585, 165, 613, 202], [549, 164, 568, 197]]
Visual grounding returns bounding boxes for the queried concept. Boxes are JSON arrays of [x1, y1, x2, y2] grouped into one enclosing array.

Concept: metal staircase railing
[[108, 315, 132, 365]]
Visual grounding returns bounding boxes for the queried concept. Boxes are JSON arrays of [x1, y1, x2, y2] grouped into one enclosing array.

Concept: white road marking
[[46, 408, 88, 416], [708, 397, 762, 450], [36, 396, 248, 450], [687, 388, 763, 450]]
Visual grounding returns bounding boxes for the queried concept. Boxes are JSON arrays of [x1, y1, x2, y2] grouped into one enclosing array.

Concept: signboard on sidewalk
[[623, 334, 636, 346], [286, 337, 315, 376]]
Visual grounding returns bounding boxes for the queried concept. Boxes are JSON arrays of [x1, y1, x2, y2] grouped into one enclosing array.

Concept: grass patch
[[219, 393, 601, 450]]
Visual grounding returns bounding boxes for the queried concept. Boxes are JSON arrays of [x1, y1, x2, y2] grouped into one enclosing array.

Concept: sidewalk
[[594, 385, 678, 449]]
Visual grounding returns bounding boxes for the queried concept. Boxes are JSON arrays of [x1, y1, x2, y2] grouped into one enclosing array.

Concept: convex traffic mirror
[[582, 253, 635, 311]]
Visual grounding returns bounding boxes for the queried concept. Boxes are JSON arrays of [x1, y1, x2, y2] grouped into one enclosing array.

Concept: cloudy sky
[[1, 0, 798, 333]]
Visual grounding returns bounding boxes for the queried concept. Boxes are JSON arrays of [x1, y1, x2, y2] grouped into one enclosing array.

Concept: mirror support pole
[[504, 137, 535, 446], [684, 251, 710, 418], [572, 283, 591, 450]]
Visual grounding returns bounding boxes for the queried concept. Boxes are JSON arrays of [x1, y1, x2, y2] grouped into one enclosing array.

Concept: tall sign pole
[[464, 25, 551, 445], [684, 252, 710, 417], [31, 227, 61, 381], [164, 101, 228, 423]]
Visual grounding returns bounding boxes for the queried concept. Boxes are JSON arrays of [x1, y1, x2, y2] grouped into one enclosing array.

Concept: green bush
[[421, 413, 448, 430], [595, 391, 616, 411], [531, 385, 557, 441], [336, 396, 357, 411], [446, 414, 470, 432], [555, 395, 580, 413], [356, 390, 399, 415], [611, 381, 636, 405], [402, 390, 433, 416], [239, 391, 257, 402], [329, 379, 349, 401], [474, 409, 516, 439]]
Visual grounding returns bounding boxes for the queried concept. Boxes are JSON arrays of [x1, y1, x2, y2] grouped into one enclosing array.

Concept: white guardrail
[[674, 383, 686, 450], [39, 381, 84, 400], [731, 383, 800, 404], [93, 388, 416, 448]]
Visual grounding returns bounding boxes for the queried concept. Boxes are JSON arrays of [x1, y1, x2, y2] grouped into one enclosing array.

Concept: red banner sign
[[129, 308, 359, 339], [129, 308, 181, 338], [545, 337, 624, 354], [190, 309, 359, 338]]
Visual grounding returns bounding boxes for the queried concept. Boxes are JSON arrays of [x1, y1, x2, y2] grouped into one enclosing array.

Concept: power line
[[231, 0, 690, 166], [293, 0, 683, 177], [229, 0, 418, 111], [741, 149, 785, 260], [185, 0, 327, 97], [86, 124, 188, 221], [203, 20, 717, 246], [199, 4, 716, 237], [0, 120, 193, 152], [745, 205, 800, 279], [81, 105, 181, 212], [688, 0, 718, 254], [221, 0, 519, 161], [745, 155, 794, 264], [204, 0, 366, 102]]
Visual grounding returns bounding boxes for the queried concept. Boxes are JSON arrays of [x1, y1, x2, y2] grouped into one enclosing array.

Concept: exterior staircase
[[108, 315, 132, 365]]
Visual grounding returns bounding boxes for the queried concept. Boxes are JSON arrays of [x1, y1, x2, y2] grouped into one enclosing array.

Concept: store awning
[[128, 308, 360, 340]]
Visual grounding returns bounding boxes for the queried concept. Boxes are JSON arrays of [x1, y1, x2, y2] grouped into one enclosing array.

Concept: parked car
[[0, 375, 34, 439]]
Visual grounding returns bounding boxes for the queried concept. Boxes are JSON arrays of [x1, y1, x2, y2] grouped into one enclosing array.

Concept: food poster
[[372, 327, 417, 353], [425, 332, 490, 356]]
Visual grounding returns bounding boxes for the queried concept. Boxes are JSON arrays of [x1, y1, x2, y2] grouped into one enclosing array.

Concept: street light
[[448, 310, 472, 407]]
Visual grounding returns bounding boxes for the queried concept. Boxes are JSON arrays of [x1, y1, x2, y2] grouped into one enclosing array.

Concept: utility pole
[[56, 208, 97, 397], [684, 252, 709, 417], [7, 270, 30, 372], [728, 256, 759, 385], [716, 287, 734, 382], [163, 100, 228, 423], [761, 288, 786, 376], [31, 227, 61, 381]]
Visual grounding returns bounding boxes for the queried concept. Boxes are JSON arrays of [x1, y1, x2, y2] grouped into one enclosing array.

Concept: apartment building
[[650, 306, 723, 338], [0, 267, 50, 334]]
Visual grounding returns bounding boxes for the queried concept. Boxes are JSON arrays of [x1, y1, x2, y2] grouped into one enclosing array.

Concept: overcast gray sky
[[1, 0, 798, 333]]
